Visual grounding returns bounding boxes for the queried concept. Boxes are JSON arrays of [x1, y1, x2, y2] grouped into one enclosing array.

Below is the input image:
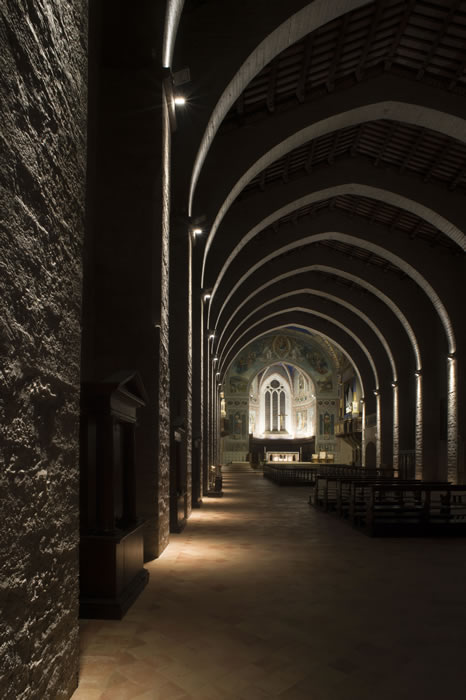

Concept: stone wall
[[0, 1, 87, 698], [158, 90, 171, 554]]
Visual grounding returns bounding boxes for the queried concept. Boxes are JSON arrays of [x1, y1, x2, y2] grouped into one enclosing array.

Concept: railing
[[263, 463, 397, 486], [335, 417, 363, 436]]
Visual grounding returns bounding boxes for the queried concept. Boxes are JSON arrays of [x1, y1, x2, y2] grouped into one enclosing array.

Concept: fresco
[[296, 410, 308, 432], [317, 399, 338, 440], [229, 375, 248, 394], [319, 411, 335, 437], [228, 332, 334, 394]]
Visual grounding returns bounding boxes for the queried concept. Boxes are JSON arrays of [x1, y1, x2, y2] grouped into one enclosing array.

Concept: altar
[[266, 451, 300, 463]]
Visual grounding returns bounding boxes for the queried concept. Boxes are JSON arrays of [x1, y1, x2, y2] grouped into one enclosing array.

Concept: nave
[[74, 465, 466, 700]]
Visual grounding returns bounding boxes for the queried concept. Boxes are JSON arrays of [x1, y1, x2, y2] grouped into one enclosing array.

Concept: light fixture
[[216, 372, 220, 378], [448, 353, 456, 360], [174, 95, 186, 106], [209, 334, 215, 340], [373, 389, 380, 396], [414, 370, 422, 377], [192, 227, 203, 235], [203, 293, 211, 300], [213, 356, 218, 363], [391, 381, 398, 388]]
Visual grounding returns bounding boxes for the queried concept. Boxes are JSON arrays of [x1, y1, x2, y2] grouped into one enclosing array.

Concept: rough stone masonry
[[0, 1, 87, 698]]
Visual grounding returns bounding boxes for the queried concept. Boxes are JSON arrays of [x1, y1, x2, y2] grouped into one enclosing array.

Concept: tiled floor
[[73, 464, 466, 700]]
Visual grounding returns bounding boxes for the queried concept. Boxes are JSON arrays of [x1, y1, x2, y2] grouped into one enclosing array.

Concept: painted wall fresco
[[227, 332, 335, 396], [316, 398, 338, 454]]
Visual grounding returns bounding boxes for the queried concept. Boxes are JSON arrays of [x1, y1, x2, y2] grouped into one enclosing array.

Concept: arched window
[[263, 378, 288, 433], [265, 390, 271, 432]]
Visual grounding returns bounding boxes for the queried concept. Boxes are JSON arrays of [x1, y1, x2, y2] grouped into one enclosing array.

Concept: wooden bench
[[360, 483, 466, 536], [311, 472, 401, 512], [348, 480, 430, 526], [263, 465, 317, 486]]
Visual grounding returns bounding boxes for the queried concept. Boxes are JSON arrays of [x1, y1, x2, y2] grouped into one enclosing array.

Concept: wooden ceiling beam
[[423, 137, 453, 183], [389, 209, 402, 231], [355, 0, 385, 81], [399, 127, 425, 174], [296, 35, 314, 104], [282, 152, 292, 183], [328, 130, 340, 165], [304, 140, 316, 174], [384, 0, 416, 71], [326, 13, 349, 92], [266, 58, 279, 113], [374, 121, 398, 167], [417, 1, 461, 80], [350, 124, 365, 156]]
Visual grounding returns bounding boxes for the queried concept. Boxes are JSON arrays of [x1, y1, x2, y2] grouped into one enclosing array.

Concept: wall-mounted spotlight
[[192, 227, 203, 235], [213, 356, 218, 363], [414, 370, 422, 377], [216, 372, 220, 378], [373, 389, 380, 396], [391, 381, 398, 388], [448, 353, 456, 360], [203, 293, 211, 300], [209, 332, 216, 340], [174, 95, 186, 106]]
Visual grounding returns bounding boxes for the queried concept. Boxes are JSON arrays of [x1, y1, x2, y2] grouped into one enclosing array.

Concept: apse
[[249, 363, 315, 439]]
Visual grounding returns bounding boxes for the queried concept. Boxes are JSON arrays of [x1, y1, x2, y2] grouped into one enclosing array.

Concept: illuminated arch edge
[[202, 103, 466, 285], [189, 0, 373, 215], [209, 184, 466, 311], [215, 264, 422, 473], [218, 289, 397, 380], [214, 232, 456, 355], [213, 235, 455, 475], [219, 289, 399, 467]]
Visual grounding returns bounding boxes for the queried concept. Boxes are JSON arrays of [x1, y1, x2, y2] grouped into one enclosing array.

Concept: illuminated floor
[[73, 465, 466, 700]]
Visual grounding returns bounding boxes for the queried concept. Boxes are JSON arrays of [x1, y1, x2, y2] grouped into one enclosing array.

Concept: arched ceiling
[[174, 0, 466, 402]]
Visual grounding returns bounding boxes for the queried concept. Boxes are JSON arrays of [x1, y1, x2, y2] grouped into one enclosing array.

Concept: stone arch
[[214, 232, 456, 355], [223, 332, 339, 400], [189, 0, 374, 214], [221, 288, 397, 381], [216, 265, 422, 371], [219, 307, 379, 391], [213, 258, 436, 474], [209, 184, 466, 302], [202, 104, 466, 281], [220, 289, 400, 469]]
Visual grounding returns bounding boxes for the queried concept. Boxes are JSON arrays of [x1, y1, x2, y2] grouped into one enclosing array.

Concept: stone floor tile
[[69, 689, 103, 700], [73, 466, 466, 700]]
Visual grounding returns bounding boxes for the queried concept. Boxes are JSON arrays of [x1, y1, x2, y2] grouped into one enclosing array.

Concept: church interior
[[1, 0, 466, 698]]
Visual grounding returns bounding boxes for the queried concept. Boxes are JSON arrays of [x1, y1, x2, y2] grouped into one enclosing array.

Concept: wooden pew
[[359, 483, 466, 536], [311, 473, 403, 512]]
